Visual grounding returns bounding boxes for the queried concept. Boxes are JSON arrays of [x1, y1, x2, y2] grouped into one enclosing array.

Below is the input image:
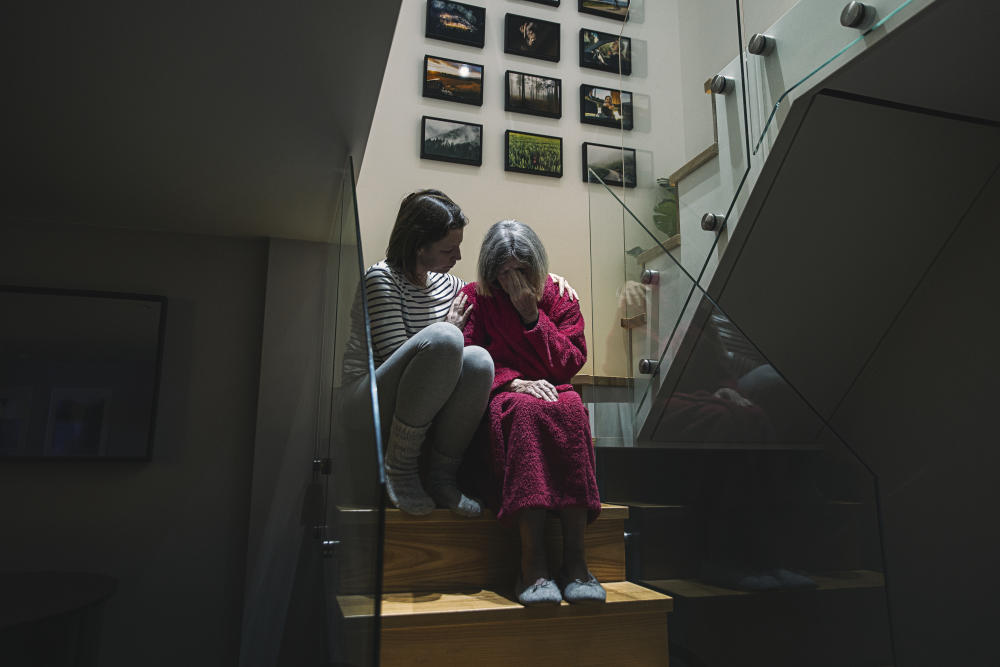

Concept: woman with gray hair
[[460, 220, 604, 605]]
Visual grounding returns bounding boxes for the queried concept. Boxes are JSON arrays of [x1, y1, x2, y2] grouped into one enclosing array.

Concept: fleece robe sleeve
[[524, 286, 587, 385]]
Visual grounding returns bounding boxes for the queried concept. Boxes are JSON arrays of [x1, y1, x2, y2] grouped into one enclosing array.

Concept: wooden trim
[[620, 312, 646, 329], [668, 143, 720, 185], [570, 375, 630, 388], [635, 234, 681, 265]]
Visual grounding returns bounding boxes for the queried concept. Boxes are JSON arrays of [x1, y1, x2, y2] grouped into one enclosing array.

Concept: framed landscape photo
[[580, 84, 633, 130], [505, 70, 562, 119], [504, 14, 560, 62], [580, 28, 631, 75], [423, 55, 484, 106], [420, 116, 483, 166], [425, 0, 486, 48], [505, 130, 563, 178], [579, 0, 630, 21], [583, 142, 637, 188]]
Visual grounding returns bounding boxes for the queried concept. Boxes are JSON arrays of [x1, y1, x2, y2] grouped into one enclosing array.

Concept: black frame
[[422, 54, 484, 106], [579, 28, 631, 75], [504, 13, 561, 63], [578, 0, 629, 21], [523, 0, 560, 5], [0, 285, 167, 461], [504, 130, 563, 178], [580, 83, 633, 130], [582, 141, 637, 188], [505, 70, 562, 119], [420, 115, 483, 166], [425, 0, 486, 48]]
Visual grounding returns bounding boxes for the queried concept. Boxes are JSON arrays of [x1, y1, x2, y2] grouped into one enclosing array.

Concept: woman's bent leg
[[427, 345, 493, 516], [376, 323, 465, 515]]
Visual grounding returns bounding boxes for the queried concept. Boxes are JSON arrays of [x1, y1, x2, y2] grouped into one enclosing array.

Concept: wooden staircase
[[341, 504, 672, 666]]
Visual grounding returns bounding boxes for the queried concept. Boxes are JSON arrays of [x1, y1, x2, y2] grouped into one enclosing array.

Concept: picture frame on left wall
[[425, 0, 486, 48], [421, 116, 483, 166], [423, 55, 484, 106]]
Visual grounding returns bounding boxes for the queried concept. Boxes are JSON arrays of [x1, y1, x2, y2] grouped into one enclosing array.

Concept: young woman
[[460, 220, 604, 605]]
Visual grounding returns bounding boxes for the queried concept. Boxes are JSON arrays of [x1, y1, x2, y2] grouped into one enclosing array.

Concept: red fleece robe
[[461, 278, 601, 523]]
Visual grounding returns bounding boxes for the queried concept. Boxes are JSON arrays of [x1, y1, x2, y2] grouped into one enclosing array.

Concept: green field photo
[[505, 131, 562, 177]]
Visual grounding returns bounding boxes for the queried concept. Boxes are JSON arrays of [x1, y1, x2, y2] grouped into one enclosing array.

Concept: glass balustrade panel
[[741, 0, 931, 158], [322, 156, 385, 667]]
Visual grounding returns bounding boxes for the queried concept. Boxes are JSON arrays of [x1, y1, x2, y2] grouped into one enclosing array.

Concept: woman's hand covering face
[[498, 267, 539, 325]]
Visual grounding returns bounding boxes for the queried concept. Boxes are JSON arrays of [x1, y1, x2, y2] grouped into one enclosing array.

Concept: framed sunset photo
[[423, 55, 484, 106]]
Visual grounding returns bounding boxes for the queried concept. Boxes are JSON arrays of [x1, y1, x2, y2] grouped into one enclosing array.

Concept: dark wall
[[0, 222, 267, 666]]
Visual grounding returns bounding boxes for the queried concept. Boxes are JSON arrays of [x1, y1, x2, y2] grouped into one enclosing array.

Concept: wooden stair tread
[[343, 502, 628, 522], [644, 569, 885, 599], [341, 581, 672, 627]]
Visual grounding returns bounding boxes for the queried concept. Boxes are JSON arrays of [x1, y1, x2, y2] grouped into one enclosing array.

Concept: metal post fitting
[[709, 74, 735, 95], [840, 2, 876, 28], [747, 33, 776, 55]]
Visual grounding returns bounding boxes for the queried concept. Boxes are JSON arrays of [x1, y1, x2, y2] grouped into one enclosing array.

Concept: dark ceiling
[[3, 0, 401, 241]]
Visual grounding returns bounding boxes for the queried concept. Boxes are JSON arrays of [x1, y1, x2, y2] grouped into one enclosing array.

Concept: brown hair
[[385, 189, 468, 283]]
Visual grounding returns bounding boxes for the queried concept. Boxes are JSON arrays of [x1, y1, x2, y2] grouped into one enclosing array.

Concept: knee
[[419, 322, 464, 360], [462, 345, 494, 381]]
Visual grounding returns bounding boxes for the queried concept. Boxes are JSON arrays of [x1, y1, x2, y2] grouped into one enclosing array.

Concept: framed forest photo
[[421, 116, 483, 166], [578, 0, 629, 21], [580, 28, 631, 75], [423, 55, 484, 106], [580, 84, 633, 130], [505, 130, 563, 178], [504, 13, 560, 62], [583, 142, 637, 188], [505, 70, 562, 119], [425, 1, 486, 48]]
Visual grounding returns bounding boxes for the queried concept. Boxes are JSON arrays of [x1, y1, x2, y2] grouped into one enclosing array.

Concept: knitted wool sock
[[428, 450, 481, 518], [384, 417, 434, 516]]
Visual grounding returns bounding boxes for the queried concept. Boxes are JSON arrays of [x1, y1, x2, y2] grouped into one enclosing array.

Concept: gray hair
[[476, 220, 549, 297]]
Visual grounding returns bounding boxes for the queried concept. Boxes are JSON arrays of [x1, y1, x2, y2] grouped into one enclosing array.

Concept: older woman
[[460, 220, 604, 605], [343, 191, 577, 518]]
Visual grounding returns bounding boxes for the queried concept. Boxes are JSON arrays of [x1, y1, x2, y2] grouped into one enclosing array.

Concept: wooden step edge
[[340, 581, 672, 629], [338, 503, 628, 523], [643, 569, 886, 599]]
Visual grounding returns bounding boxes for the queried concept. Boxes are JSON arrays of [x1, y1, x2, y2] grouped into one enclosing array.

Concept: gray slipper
[[557, 571, 606, 604], [515, 576, 562, 606]]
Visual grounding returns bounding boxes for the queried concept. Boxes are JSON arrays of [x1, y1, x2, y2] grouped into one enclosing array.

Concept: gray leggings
[[371, 322, 493, 458]]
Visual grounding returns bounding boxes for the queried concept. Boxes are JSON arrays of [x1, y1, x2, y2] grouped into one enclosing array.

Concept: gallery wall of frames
[[356, 0, 689, 377], [421, 0, 639, 186]]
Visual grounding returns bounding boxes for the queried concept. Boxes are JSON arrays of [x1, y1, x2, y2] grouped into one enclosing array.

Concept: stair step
[[341, 582, 672, 667], [338, 504, 628, 594], [644, 569, 885, 599]]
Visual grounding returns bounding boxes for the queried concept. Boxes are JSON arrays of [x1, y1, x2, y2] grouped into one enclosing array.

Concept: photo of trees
[[506, 71, 562, 118]]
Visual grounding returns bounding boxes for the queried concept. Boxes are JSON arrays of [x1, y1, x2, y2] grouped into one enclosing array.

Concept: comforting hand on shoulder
[[510, 378, 559, 402], [549, 273, 579, 301], [445, 292, 474, 329]]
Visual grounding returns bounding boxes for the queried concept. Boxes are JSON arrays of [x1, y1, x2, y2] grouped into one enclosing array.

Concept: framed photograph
[[425, 1, 486, 48], [580, 84, 633, 130], [583, 141, 637, 188], [523, 0, 560, 5], [504, 14, 560, 62], [505, 130, 563, 178], [420, 116, 483, 166], [579, 0, 630, 21], [0, 387, 32, 454], [44, 387, 112, 457], [580, 28, 631, 75], [423, 55, 484, 106], [505, 70, 562, 119]]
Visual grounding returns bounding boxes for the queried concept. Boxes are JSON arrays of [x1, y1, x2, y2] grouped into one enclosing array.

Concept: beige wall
[[357, 0, 687, 376]]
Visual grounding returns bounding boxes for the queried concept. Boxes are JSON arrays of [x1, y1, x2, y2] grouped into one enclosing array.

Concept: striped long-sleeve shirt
[[343, 260, 464, 379]]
